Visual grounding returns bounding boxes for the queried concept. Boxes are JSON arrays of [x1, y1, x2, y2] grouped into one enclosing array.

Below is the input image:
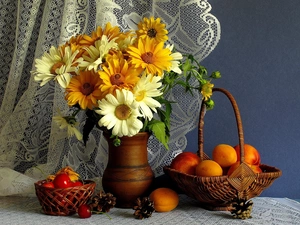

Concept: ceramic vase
[[102, 132, 154, 208]]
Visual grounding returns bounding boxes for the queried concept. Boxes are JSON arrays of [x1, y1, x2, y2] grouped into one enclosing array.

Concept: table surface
[[0, 195, 299, 225]]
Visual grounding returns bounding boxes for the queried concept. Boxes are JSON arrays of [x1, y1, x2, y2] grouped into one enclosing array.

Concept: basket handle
[[198, 87, 245, 163]]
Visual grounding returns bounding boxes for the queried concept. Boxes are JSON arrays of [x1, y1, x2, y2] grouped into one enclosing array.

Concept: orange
[[149, 188, 179, 212], [195, 160, 223, 177], [212, 144, 237, 168]]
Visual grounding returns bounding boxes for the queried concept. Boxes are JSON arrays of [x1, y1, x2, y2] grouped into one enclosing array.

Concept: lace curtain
[[0, 0, 220, 196]]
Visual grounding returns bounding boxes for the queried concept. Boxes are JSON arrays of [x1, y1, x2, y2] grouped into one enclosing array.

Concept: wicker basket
[[164, 87, 282, 211], [35, 180, 96, 216]]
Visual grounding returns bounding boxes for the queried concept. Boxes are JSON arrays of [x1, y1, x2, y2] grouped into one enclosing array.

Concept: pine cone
[[89, 191, 116, 213], [230, 198, 253, 220], [133, 197, 155, 219]]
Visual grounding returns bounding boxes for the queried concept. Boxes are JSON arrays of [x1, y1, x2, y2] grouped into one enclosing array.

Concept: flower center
[[115, 104, 131, 120], [50, 62, 64, 74], [135, 90, 146, 102], [66, 116, 77, 127], [110, 73, 125, 86], [147, 28, 157, 38], [141, 52, 154, 64], [81, 82, 93, 96]]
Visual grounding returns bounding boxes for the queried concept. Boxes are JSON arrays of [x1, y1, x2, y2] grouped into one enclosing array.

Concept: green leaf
[[155, 102, 172, 135], [148, 119, 169, 150]]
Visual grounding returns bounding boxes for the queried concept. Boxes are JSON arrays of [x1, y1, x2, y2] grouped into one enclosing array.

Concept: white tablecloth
[[0, 195, 299, 225]]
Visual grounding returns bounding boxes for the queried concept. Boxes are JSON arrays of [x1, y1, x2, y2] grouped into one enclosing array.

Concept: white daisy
[[80, 35, 119, 71], [166, 44, 183, 74], [32, 46, 80, 88], [53, 111, 83, 141], [133, 74, 163, 120], [95, 89, 143, 137]]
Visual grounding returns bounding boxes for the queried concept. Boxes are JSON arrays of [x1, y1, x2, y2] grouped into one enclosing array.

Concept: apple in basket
[[234, 143, 261, 166], [35, 166, 96, 216], [42, 166, 84, 188], [41, 181, 54, 188], [170, 152, 200, 175], [53, 173, 72, 188]]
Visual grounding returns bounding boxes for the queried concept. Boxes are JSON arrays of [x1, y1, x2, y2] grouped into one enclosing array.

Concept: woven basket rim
[[35, 179, 96, 190], [35, 179, 95, 185], [164, 164, 282, 177]]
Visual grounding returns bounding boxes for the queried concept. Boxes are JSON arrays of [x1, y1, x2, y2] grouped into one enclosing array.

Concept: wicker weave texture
[[164, 88, 282, 210], [35, 180, 96, 216]]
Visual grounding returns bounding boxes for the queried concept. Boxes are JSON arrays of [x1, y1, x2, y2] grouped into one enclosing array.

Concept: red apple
[[53, 173, 72, 188], [234, 144, 261, 165], [170, 152, 200, 175]]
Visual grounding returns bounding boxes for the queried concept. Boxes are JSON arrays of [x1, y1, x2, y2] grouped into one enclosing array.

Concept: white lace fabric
[[0, 0, 220, 196]]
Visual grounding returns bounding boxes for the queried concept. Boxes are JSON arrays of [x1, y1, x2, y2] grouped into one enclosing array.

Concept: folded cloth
[[0, 167, 37, 196]]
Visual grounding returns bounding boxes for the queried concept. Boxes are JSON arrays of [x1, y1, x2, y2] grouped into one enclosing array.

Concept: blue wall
[[186, 0, 300, 198]]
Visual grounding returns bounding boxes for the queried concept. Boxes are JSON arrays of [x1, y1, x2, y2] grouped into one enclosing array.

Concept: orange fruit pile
[[170, 143, 262, 177]]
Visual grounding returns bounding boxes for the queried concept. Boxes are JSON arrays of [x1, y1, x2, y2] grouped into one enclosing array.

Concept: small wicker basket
[[35, 180, 96, 216], [164, 87, 282, 210]]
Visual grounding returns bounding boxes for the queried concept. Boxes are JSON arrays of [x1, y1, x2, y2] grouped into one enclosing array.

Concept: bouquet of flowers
[[32, 16, 220, 149]]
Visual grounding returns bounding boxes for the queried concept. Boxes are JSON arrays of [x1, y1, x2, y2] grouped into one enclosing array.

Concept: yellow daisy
[[127, 38, 172, 76], [95, 89, 143, 137], [201, 81, 214, 101], [65, 70, 103, 110], [133, 74, 163, 120], [137, 16, 168, 43], [99, 52, 141, 97], [79, 22, 122, 46]]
